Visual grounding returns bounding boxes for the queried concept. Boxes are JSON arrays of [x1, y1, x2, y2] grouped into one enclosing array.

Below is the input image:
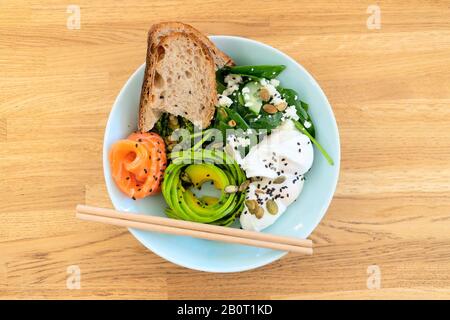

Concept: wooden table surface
[[1, 0, 450, 300]]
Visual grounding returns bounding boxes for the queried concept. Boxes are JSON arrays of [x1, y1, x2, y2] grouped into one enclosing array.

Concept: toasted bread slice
[[138, 22, 234, 132], [139, 32, 217, 132]]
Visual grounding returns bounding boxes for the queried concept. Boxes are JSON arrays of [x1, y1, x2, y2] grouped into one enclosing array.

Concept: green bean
[[227, 65, 286, 79], [293, 120, 334, 165], [216, 80, 226, 94], [215, 107, 229, 121], [227, 108, 250, 130]]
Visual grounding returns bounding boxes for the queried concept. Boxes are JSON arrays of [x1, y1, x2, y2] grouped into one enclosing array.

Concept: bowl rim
[[103, 35, 341, 272]]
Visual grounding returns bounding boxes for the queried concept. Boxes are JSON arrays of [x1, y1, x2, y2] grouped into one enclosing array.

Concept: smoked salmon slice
[[110, 132, 167, 199]]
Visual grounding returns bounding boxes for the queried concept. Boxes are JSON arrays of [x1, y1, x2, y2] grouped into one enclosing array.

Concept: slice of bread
[[138, 22, 234, 132], [139, 32, 217, 131]]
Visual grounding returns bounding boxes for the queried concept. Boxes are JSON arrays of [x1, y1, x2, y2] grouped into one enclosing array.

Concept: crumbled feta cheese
[[236, 136, 251, 148], [270, 79, 280, 87], [259, 78, 268, 86], [241, 87, 250, 94], [217, 94, 233, 107], [227, 135, 251, 149], [304, 120, 312, 128], [222, 84, 239, 96], [224, 74, 243, 86], [281, 105, 300, 121], [271, 95, 285, 106], [264, 83, 278, 96], [222, 74, 243, 96]]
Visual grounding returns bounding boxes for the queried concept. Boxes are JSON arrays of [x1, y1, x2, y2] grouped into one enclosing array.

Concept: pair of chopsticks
[[75, 204, 313, 255]]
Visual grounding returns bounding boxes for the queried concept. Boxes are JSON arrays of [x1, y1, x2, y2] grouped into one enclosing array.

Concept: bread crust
[[149, 21, 234, 68]]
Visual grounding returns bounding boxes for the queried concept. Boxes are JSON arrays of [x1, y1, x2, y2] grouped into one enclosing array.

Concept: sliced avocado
[[242, 81, 263, 114], [185, 164, 229, 190], [201, 196, 219, 206], [161, 150, 247, 226]]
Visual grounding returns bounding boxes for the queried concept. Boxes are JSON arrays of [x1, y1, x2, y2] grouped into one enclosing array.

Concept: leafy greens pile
[[213, 65, 333, 165]]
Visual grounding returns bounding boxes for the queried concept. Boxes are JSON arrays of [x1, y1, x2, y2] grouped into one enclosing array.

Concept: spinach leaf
[[247, 112, 283, 131], [277, 86, 315, 137]]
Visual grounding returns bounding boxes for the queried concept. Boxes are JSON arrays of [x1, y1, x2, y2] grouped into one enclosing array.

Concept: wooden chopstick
[[76, 204, 313, 255], [76, 205, 312, 248]]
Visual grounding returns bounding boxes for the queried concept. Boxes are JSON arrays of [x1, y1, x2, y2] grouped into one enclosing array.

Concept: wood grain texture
[[1, 0, 450, 300]]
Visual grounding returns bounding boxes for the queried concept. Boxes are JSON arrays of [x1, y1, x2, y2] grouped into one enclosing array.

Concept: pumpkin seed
[[263, 104, 277, 114], [245, 200, 257, 212], [259, 87, 270, 101], [275, 101, 287, 111], [266, 200, 278, 215], [239, 180, 250, 192], [255, 206, 264, 219], [224, 185, 238, 193], [273, 176, 286, 184], [255, 189, 265, 194], [228, 119, 237, 127]]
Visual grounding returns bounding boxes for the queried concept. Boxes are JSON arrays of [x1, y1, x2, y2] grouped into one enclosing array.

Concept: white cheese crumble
[[222, 74, 243, 97], [222, 85, 239, 96], [281, 105, 300, 121], [227, 135, 251, 149], [217, 94, 233, 107], [236, 136, 251, 148], [224, 74, 243, 86], [271, 95, 285, 106], [270, 79, 280, 87], [304, 120, 312, 128]]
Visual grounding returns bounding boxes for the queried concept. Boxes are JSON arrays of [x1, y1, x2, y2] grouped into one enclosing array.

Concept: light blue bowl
[[103, 36, 340, 272]]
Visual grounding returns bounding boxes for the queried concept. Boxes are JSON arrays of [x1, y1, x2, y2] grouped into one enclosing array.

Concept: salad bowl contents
[[103, 22, 340, 272]]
